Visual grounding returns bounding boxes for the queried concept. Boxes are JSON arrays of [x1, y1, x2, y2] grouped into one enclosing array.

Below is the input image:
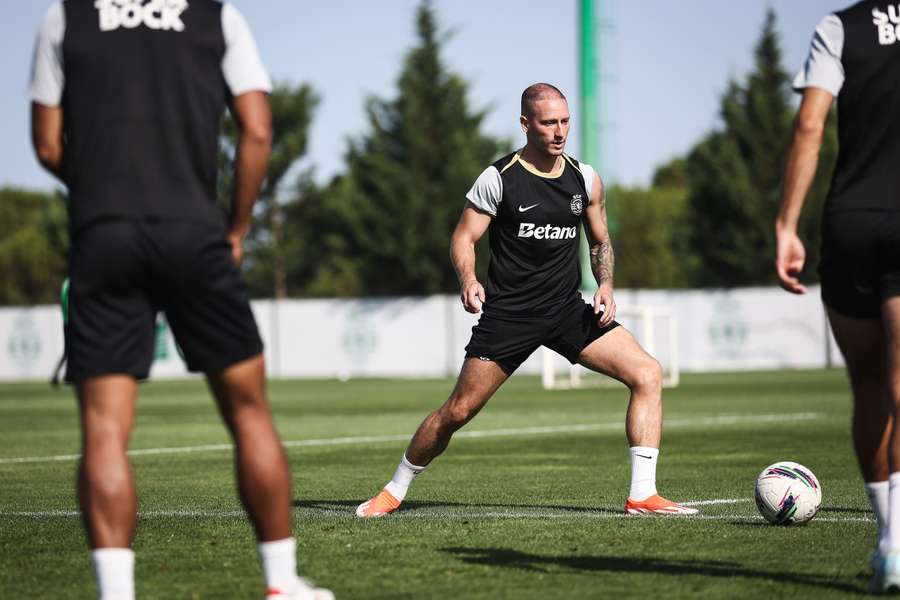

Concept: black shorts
[[65, 219, 263, 383], [820, 210, 900, 319], [464, 298, 620, 374]]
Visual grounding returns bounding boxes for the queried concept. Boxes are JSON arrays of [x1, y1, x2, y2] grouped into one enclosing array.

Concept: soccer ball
[[754, 461, 822, 525]]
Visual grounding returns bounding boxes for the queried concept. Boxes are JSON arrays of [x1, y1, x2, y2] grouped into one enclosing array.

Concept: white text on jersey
[[95, 0, 189, 33], [873, 5, 900, 45], [517, 223, 577, 240]]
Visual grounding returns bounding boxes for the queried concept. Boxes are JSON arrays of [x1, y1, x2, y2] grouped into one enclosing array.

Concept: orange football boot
[[625, 494, 699, 515], [355, 488, 402, 518], [264, 578, 334, 600]]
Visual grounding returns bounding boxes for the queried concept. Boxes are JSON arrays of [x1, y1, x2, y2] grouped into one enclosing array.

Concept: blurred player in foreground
[[776, 1, 900, 592], [30, 1, 331, 598], [356, 83, 698, 519]]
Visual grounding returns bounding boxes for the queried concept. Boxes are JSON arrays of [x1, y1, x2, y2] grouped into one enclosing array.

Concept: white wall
[[0, 306, 65, 381], [0, 286, 843, 382], [611, 287, 842, 372]]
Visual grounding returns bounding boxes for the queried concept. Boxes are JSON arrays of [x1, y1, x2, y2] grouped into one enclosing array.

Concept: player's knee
[[847, 371, 886, 404], [846, 354, 884, 387], [438, 398, 476, 429], [82, 421, 130, 452], [630, 358, 662, 395], [234, 391, 268, 414], [218, 387, 269, 424], [888, 381, 900, 407], [227, 399, 276, 441]]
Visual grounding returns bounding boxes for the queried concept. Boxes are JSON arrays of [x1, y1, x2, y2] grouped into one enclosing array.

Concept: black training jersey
[[794, 1, 900, 212], [466, 151, 594, 316], [29, 0, 272, 230]]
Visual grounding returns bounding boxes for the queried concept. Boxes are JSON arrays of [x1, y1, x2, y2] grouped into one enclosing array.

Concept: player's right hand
[[593, 284, 617, 326], [227, 230, 245, 266], [460, 279, 486, 314], [775, 229, 807, 294]]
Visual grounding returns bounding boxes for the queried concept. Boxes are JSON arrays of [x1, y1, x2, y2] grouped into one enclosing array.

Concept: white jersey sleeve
[[578, 162, 596, 198], [465, 166, 503, 217], [221, 3, 272, 96], [793, 14, 844, 97], [29, 2, 66, 107]]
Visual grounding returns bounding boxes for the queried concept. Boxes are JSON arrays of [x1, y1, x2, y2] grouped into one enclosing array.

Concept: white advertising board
[[0, 286, 845, 382], [0, 306, 64, 381]]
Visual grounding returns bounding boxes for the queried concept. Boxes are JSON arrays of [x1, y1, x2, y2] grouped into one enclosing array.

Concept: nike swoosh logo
[[636, 454, 653, 459], [518, 204, 540, 213]]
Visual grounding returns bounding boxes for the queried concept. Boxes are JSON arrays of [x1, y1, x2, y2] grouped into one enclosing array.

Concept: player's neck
[[519, 147, 562, 174]]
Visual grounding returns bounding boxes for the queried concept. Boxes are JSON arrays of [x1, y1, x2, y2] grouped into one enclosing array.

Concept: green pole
[[579, 0, 598, 289], [580, 0, 598, 167]]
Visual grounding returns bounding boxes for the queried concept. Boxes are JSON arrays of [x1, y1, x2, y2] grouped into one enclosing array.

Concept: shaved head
[[521, 83, 566, 118]]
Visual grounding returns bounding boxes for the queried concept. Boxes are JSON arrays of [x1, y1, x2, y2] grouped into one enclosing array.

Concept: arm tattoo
[[588, 177, 613, 286], [590, 239, 614, 286]]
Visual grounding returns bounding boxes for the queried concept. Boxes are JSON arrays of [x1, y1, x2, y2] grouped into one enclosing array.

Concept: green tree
[[683, 9, 836, 287], [324, 1, 507, 296], [279, 174, 364, 297], [612, 184, 692, 289], [219, 84, 319, 298], [0, 187, 68, 305], [651, 157, 687, 189]]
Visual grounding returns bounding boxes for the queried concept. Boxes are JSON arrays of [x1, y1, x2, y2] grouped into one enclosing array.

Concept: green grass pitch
[[0, 370, 878, 598]]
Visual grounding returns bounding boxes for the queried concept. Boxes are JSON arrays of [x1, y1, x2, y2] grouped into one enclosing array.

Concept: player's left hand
[[593, 285, 616, 327], [460, 279, 486, 314], [775, 229, 807, 295], [227, 230, 245, 266]]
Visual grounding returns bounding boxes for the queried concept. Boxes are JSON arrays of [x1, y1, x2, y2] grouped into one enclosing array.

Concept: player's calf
[[356, 359, 501, 518]]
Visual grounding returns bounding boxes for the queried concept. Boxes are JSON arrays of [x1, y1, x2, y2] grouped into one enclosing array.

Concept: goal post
[[541, 305, 680, 390]]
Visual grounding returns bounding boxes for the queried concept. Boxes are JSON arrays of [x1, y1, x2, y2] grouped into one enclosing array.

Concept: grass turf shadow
[[441, 547, 862, 594], [294, 499, 621, 515]]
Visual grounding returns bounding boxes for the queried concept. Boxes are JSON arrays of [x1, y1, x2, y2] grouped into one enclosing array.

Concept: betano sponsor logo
[[873, 4, 900, 45], [95, 0, 189, 33], [517, 223, 577, 240]]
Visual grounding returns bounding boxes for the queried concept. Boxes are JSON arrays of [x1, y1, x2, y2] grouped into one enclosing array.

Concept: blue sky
[[2, 0, 835, 193]]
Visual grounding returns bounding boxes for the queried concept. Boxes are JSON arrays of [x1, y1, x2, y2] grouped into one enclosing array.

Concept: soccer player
[[356, 83, 697, 519], [29, 2, 331, 599], [776, 1, 900, 591]]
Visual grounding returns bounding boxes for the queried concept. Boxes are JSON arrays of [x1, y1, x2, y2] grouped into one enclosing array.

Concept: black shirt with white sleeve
[[29, 0, 272, 231]]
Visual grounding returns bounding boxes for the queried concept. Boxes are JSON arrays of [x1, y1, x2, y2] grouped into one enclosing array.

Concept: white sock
[[889, 473, 900, 553], [259, 538, 300, 594], [867, 480, 890, 555], [628, 446, 659, 501], [384, 454, 426, 501], [90, 548, 135, 600]]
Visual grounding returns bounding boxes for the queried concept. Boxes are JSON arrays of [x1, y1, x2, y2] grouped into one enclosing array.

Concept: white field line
[[681, 498, 745, 507], [0, 412, 822, 466], [0, 504, 873, 524]]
